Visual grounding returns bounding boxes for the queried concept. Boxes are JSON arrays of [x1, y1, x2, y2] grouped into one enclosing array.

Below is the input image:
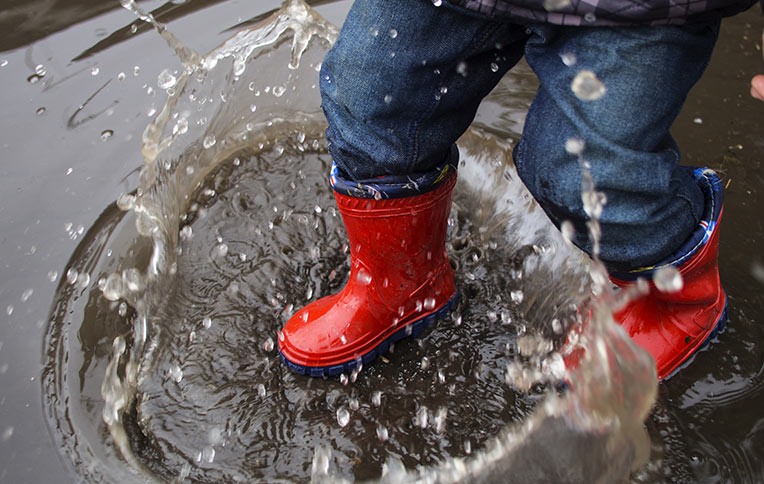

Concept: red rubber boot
[[278, 169, 459, 377], [611, 168, 727, 380]]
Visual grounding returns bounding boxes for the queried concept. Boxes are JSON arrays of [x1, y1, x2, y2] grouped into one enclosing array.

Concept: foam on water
[[43, 1, 657, 482]]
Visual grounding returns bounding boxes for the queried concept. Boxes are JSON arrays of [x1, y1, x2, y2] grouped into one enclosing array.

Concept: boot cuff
[[612, 167, 724, 280], [330, 146, 458, 199]]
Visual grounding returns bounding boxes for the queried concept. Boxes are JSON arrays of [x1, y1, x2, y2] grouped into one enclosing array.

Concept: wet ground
[[0, 1, 763, 483]]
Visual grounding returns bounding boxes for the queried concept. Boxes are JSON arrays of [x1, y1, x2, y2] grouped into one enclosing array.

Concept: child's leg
[[516, 21, 720, 271], [319, 0, 529, 180]]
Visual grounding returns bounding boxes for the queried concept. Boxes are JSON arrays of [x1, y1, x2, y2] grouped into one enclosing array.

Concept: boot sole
[[279, 290, 460, 378]]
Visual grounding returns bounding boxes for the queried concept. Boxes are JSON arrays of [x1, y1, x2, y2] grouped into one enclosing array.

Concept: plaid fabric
[[446, 0, 758, 26]]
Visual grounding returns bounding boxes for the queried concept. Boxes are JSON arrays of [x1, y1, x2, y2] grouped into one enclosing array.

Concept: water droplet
[[565, 137, 585, 155], [118, 302, 127, 317], [273, 85, 286, 97], [376, 425, 389, 441], [582, 189, 607, 219], [21, 289, 33, 302], [201, 446, 215, 463], [203, 135, 216, 149], [77, 272, 90, 288], [203, 316, 212, 329], [693, 117, 703, 124], [179, 226, 193, 240], [371, 391, 382, 406], [233, 59, 246, 76], [157, 69, 177, 89], [6, 305, 13, 316], [571, 70, 606, 101], [100, 130, 113, 141], [560, 52, 577, 66], [117, 72, 126, 81], [336, 407, 350, 427], [552, 318, 563, 334], [464, 439, 472, 454], [389, 29, 398, 39], [123, 268, 141, 292], [169, 365, 183, 383], [511, 289, 524, 304], [2, 427, 14, 441], [383, 94, 393, 104], [214, 243, 228, 258], [257, 383, 267, 397], [116, 193, 135, 211], [35, 107, 46, 115], [133, 65, 141, 76], [584, 12, 597, 22], [423, 297, 436, 310], [263, 337, 274, 352], [102, 273, 124, 301], [653, 266, 683, 293], [0, 60, 8, 67], [439, 86, 448, 95], [48, 270, 58, 282], [490, 62, 499, 73], [66, 268, 79, 285], [454, 315, 462, 326], [356, 268, 372, 285], [415, 406, 429, 428], [173, 117, 188, 136], [90, 67, 100, 76], [420, 357, 430, 370], [457, 61, 468, 77], [35, 64, 46, 76], [434, 407, 447, 433]]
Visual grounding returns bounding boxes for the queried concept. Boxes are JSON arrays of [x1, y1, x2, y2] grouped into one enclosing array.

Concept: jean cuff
[[330, 145, 459, 199]]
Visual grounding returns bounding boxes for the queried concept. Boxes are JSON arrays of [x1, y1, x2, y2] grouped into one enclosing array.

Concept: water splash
[[43, 1, 657, 482], [95, 0, 336, 479]]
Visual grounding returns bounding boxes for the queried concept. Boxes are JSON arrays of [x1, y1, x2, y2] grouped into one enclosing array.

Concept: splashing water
[[43, 1, 658, 482]]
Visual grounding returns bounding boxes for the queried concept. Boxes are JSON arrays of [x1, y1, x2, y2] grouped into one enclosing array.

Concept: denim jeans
[[319, 0, 721, 271]]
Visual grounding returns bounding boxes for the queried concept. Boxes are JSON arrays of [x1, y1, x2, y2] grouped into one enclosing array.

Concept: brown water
[[0, 1, 763, 483]]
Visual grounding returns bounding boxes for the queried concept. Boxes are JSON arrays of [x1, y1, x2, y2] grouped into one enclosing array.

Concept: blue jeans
[[319, 0, 721, 271]]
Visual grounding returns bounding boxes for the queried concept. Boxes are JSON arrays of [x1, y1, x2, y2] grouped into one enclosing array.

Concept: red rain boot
[[278, 170, 459, 377], [611, 168, 727, 380]]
